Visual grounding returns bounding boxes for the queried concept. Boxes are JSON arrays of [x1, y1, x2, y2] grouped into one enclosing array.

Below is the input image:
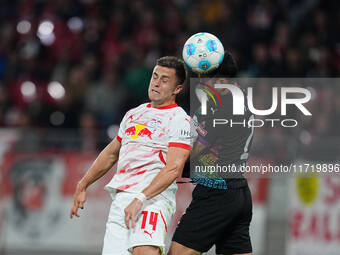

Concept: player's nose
[[152, 78, 161, 87]]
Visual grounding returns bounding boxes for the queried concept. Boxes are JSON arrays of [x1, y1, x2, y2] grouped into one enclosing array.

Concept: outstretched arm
[[70, 137, 121, 218], [124, 146, 190, 229]]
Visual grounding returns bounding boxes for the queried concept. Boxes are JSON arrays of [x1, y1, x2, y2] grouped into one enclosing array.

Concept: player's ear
[[173, 84, 183, 95]]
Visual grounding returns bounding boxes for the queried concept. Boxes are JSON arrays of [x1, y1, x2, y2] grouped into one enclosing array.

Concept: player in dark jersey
[[168, 52, 254, 255]]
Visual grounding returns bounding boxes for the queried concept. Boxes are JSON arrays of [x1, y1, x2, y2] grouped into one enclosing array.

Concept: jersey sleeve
[[168, 114, 197, 151], [116, 111, 131, 142]]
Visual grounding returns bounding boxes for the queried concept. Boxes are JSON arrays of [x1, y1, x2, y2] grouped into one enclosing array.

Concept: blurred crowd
[[0, 0, 339, 150]]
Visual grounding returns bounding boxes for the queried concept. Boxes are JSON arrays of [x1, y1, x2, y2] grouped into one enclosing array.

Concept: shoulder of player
[[125, 103, 148, 115], [173, 106, 189, 117], [119, 104, 147, 123], [170, 107, 191, 124]]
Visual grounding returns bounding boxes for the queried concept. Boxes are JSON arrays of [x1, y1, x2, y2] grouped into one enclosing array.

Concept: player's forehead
[[153, 65, 176, 79]]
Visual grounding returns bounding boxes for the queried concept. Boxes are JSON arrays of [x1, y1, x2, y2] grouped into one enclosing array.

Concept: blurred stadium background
[[0, 0, 340, 255]]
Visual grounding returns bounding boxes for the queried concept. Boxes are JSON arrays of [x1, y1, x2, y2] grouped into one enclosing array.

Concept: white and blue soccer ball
[[182, 32, 224, 74]]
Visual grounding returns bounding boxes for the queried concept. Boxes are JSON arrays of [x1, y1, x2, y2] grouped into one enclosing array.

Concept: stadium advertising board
[[287, 175, 340, 255]]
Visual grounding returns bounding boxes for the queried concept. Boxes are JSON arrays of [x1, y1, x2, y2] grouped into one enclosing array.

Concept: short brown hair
[[156, 56, 187, 85]]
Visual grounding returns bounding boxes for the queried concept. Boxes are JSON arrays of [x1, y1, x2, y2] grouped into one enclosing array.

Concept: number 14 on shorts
[[140, 210, 168, 239], [141, 211, 158, 232]]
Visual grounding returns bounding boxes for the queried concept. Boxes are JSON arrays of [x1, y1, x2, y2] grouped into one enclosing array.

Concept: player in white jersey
[[70, 56, 195, 255]]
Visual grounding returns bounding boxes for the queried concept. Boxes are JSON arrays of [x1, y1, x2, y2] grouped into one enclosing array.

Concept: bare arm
[[142, 140, 203, 199], [124, 146, 190, 228], [191, 139, 206, 158], [70, 138, 121, 218], [78, 138, 121, 189], [142, 146, 190, 199]]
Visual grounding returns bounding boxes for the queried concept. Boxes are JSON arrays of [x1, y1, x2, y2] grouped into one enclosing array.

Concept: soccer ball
[[182, 32, 224, 74]]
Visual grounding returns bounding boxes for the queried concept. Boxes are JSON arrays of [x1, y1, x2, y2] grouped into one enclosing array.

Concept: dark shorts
[[172, 184, 253, 254]]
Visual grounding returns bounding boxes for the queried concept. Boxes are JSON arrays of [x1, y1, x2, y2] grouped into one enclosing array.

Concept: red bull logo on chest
[[125, 124, 153, 140]]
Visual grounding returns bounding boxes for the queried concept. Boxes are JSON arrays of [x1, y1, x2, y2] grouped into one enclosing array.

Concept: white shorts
[[102, 192, 175, 255]]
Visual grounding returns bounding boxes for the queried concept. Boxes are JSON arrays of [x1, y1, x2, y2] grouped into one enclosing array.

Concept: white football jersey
[[105, 103, 195, 204]]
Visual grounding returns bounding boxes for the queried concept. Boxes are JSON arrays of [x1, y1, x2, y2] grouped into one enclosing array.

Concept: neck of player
[[150, 98, 176, 108]]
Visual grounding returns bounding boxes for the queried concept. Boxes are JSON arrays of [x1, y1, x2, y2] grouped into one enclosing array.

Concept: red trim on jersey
[[158, 151, 166, 165], [168, 142, 192, 151], [116, 136, 122, 142], [146, 103, 178, 109], [160, 210, 168, 232]]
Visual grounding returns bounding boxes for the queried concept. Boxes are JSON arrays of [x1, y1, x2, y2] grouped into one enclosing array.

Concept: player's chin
[[148, 92, 160, 101], [148, 93, 155, 101]]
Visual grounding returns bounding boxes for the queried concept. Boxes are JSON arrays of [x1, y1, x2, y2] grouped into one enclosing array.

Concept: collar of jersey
[[146, 103, 178, 110]]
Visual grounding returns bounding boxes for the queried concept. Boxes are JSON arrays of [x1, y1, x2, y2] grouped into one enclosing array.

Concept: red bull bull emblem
[[125, 124, 153, 140]]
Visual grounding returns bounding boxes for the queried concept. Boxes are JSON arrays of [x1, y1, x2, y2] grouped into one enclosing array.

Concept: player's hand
[[70, 184, 86, 219], [124, 198, 143, 229]]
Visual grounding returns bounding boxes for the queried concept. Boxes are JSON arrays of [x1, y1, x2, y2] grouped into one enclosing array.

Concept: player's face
[[148, 65, 183, 106]]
